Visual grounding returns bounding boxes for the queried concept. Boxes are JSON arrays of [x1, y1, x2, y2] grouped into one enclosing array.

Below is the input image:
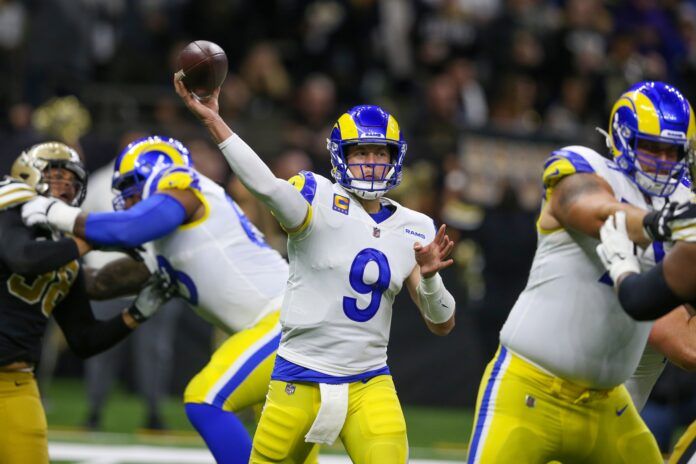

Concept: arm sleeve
[[53, 270, 133, 359], [218, 134, 309, 230], [0, 210, 79, 275], [84, 194, 187, 247], [617, 262, 685, 321]]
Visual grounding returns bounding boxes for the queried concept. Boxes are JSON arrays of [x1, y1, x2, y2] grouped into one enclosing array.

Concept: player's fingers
[[173, 75, 187, 95], [439, 258, 455, 270], [441, 240, 455, 259], [435, 224, 447, 242]]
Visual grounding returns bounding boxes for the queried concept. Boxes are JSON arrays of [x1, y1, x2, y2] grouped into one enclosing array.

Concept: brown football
[[176, 40, 228, 99]]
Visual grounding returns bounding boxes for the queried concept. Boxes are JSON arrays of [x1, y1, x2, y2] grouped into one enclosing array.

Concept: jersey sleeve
[[287, 171, 319, 205], [0, 178, 37, 211], [542, 149, 596, 192], [667, 199, 696, 242], [144, 166, 201, 199], [0, 208, 79, 275], [284, 171, 321, 235]]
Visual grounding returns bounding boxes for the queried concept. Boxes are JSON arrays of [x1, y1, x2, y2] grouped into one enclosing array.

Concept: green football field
[[45, 378, 472, 463]]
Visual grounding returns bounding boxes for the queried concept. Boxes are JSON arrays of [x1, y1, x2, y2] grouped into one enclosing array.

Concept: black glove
[[643, 201, 696, 242], [126, 271, 175, 323]]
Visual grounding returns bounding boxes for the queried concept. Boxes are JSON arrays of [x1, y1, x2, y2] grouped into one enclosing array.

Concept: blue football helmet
[[112, 136, 193, 210], [608, 81, 696, 197], [327, 105, 407, 199]]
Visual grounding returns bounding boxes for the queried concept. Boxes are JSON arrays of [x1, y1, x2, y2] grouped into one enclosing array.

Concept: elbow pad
[[85, 194, 186, 247], [416, 273, 456, 324]]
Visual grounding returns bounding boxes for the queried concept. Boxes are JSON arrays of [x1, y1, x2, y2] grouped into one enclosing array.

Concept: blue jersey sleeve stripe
[[544, 150, 595, 174], [299, 171, 318, 204]]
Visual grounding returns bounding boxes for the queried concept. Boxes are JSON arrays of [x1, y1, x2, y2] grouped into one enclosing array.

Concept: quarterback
[[467, 81, 696, 463], [0, 142, 168, 464], [20, 137, 306, 464], [174, 76, 456, 464]]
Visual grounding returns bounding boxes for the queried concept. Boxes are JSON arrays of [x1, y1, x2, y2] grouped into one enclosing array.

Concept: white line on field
[[49, 442, 462, 463]]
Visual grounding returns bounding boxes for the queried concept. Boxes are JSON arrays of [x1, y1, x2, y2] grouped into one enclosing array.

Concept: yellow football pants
[[0, 371, 48, 464], [250, 375, 408, 464], [467, 345, 662, 463], [668, 419, 696, 464], [184, 311, 281, 411], [184, 310, 317, 463]]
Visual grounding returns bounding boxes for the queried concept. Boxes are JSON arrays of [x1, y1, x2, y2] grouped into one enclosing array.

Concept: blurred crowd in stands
[[2, 0, 696, 439]]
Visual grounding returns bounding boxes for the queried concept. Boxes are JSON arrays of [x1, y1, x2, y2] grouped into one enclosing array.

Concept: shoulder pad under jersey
[[542, 148, 596, 191], [145, 165, 201, 199], [288, 170, 319, 204]]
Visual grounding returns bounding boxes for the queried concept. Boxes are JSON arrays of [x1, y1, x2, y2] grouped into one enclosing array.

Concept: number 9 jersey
[[276, 171, 437, 376]]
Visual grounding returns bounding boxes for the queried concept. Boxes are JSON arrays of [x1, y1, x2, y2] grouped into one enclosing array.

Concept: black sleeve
[[617, 262, 685, 321], [53, 269, 133, 359], [0, 209, 79, 275]]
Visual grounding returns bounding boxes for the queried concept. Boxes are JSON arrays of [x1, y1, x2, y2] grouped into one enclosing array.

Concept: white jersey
[[142, 165, 289, 333], [276, 172, 436, 376], [500, 146, 691, 388], [624, 343, 667, 411], [81, 161, 131, 270]]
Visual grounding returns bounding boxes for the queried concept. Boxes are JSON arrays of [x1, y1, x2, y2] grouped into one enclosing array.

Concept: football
[[176, 40, 228, 99]]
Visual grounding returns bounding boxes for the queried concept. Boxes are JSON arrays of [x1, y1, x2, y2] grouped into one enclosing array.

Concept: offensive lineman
[[467, 81, 695, 463], [0, 142, 168, 464], [596, 150, 696, 463], [20, 137, 313, 464], [174, 75, 456, 463]]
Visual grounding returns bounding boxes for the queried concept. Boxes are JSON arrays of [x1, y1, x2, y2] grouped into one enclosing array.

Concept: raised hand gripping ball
[[176, 40, 228, 99]]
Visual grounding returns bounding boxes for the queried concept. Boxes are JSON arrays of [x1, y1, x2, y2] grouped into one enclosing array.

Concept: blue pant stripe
[[468, 346, 508, 463]]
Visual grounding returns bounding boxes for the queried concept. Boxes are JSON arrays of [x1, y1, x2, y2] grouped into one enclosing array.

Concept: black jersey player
[[0, 142, 170, 464]]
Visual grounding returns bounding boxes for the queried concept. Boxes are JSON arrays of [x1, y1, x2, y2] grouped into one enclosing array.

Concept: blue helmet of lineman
[[608, 81, 696, 197], [112, 136, 193, 210], [327, 105, 407, 199]]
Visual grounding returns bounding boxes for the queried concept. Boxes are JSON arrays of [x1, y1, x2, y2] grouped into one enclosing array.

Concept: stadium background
[[2, 0, 696, 461]]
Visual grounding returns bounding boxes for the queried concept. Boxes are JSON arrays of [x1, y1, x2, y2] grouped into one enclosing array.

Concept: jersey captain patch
[[332, 194, 350, 214]]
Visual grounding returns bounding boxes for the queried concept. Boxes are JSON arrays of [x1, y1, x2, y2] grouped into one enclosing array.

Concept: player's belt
[[0, 361, 35, 372], [507, 348, 614, 403]]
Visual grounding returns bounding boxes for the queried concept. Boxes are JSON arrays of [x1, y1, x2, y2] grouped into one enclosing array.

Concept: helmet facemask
[[11, 143, 87, 206], [608, 81, 695, 198], [614, 120, 689, 197], [330, 140, 405, 200], [112, 172, 146, 211]]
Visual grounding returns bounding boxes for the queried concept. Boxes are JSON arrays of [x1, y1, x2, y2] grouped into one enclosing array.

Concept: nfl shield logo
[[285, 383, 296, 395], [373, 227, 381, 238]]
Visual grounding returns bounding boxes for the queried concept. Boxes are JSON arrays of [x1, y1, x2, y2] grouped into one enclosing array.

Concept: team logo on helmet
[[111, 136, 193, 210], [607, 81, 696, 197]]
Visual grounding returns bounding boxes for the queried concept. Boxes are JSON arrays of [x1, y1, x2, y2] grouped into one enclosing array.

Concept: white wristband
[[416, 273, 455, 324], [47, 201, 82, 233]]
